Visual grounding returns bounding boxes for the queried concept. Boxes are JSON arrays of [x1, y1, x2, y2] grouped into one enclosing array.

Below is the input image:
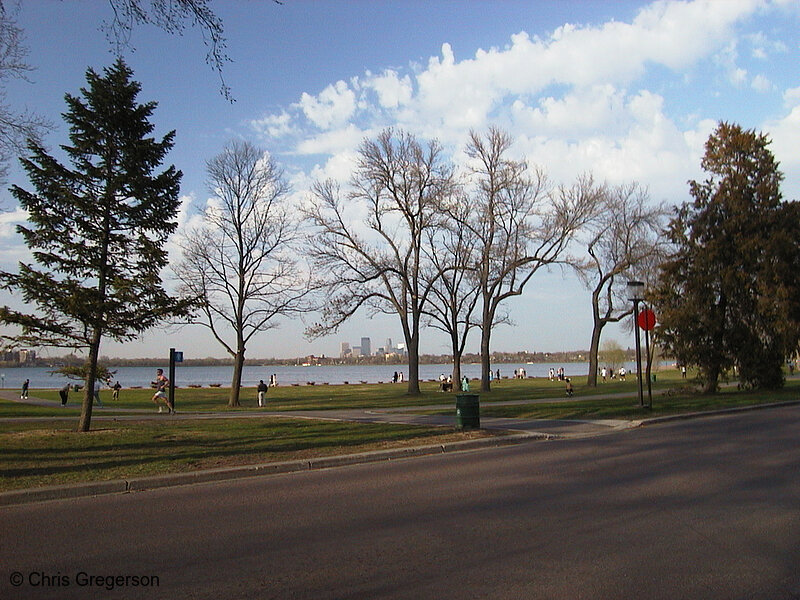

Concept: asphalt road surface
[[2, 407, 799, 599]]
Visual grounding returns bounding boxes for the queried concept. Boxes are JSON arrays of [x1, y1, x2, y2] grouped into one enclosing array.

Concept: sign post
[[637, 308, 657, 409], [627, 281, 646, 408], [169, 348, 183, 412]]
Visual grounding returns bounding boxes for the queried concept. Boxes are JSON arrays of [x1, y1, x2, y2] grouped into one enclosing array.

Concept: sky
[[1, 0, 799, 360]]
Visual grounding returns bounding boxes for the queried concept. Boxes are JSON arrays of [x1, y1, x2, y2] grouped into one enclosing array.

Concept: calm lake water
[[0, 362, 645, 390]]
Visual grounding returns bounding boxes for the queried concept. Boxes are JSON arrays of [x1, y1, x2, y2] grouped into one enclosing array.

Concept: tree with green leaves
[[654, 122, 800, 392], [0, 59, 191, 431]]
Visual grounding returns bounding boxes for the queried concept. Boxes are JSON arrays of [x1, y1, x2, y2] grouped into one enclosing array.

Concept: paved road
[[2, 406, 799, 599]]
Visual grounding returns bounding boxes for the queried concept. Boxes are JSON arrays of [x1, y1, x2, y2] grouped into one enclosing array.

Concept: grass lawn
[[0, 418, 494, 492], [446, 378, 800, 420], [3, 368, 691, 416]]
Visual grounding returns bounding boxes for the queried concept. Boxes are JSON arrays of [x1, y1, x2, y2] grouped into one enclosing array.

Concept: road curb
[[631, 399, 800, 427], [0, 432, 540, 507]]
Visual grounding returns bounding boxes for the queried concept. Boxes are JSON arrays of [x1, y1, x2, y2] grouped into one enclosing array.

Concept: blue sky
[[2, 0, 799, 360]]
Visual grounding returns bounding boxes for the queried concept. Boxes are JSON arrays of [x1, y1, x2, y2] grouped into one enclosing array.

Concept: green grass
[[448, 378, 800, 420], [4, 369, 689, 416], [0, 418, 493, 492]]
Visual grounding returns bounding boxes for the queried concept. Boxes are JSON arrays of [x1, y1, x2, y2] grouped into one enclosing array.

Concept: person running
[[151, 368, 172, 414], [257, 379, 269, 407], [20, 379, 29, 400]]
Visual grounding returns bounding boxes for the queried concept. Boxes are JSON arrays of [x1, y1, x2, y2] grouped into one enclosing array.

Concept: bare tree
[[102, 0, 232, 100], [175, 140, 308, 407], [462, 128, 599, 392], [578, 181, 667, 386], [0, 2, 49, 185], [423, 189, 481, 390], [305, 129, 455, 395]]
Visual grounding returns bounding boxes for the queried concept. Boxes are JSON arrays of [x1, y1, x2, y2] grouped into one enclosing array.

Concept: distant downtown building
[[340, 337, 408, 358], [360, 337, 371, 357]]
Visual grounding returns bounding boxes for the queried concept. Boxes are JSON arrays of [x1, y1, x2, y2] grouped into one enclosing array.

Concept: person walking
[[20, 379, 29, 400], [112, 381, 122, 401], [257, 379, 269, 407], [59, 383, 70, 406], [93, 379, 104, 408], [151, 368, 172, 414]]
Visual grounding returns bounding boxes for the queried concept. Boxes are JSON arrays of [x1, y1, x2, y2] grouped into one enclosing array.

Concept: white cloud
[[251, 0, 789, 214], [296, 80, 357, 130], [751, 74, 772, 92], [251, 110, 295, 138], [295, 124, 367, 157], [764, 92, 800, 199], [783, 86, 800, 106], [366, 70, 413, 109], [0, 207, 31, 270]]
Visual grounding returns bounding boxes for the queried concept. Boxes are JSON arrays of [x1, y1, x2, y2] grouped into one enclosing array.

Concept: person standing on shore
[[151, 368, 172, 414], [59, 383, 70, 406], [20, 379, 29, 400], [257, 379, 268, 407]]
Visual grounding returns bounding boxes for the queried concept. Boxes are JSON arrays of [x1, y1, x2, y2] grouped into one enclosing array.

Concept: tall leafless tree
[[461, 128, 599, 392], [175, 140, 308, 407], [305, 129, 455, 395], [577, 181, 667, 386], [423, 189, 481, 390]]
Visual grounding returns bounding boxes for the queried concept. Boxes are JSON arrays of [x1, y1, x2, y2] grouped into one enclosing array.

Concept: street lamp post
[[627, 281, 645, 408]]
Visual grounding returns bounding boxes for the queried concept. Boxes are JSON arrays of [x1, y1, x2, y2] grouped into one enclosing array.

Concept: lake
[[0, 362, 643, 390]]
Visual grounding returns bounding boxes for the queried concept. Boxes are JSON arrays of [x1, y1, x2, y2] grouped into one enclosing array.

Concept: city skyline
[[1, 0, 798, 360]]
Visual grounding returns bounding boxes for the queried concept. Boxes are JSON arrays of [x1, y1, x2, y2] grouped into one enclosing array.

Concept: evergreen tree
[[654, 122, 800, 392], [0, 59, 190, 431]]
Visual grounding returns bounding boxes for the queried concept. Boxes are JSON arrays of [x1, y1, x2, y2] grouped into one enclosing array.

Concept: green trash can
[[456, 393, 480, 429]]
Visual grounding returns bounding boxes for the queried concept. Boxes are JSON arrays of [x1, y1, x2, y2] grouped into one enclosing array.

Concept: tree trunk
[[451, 335, 463, 392], [78, 330, 102, 432], [480, 323, 492, 392], [229, 349, 244, 407], [587, 318, 604, 387], [406, 336, 421, 395]]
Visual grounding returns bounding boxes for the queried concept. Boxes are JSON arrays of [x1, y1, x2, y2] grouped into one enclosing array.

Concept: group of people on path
[[599, 367, 627, 382], [21, 377, 122, 408]]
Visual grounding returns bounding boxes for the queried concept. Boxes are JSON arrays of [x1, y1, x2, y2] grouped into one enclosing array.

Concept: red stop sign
[[638, 308, 657, 331]]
